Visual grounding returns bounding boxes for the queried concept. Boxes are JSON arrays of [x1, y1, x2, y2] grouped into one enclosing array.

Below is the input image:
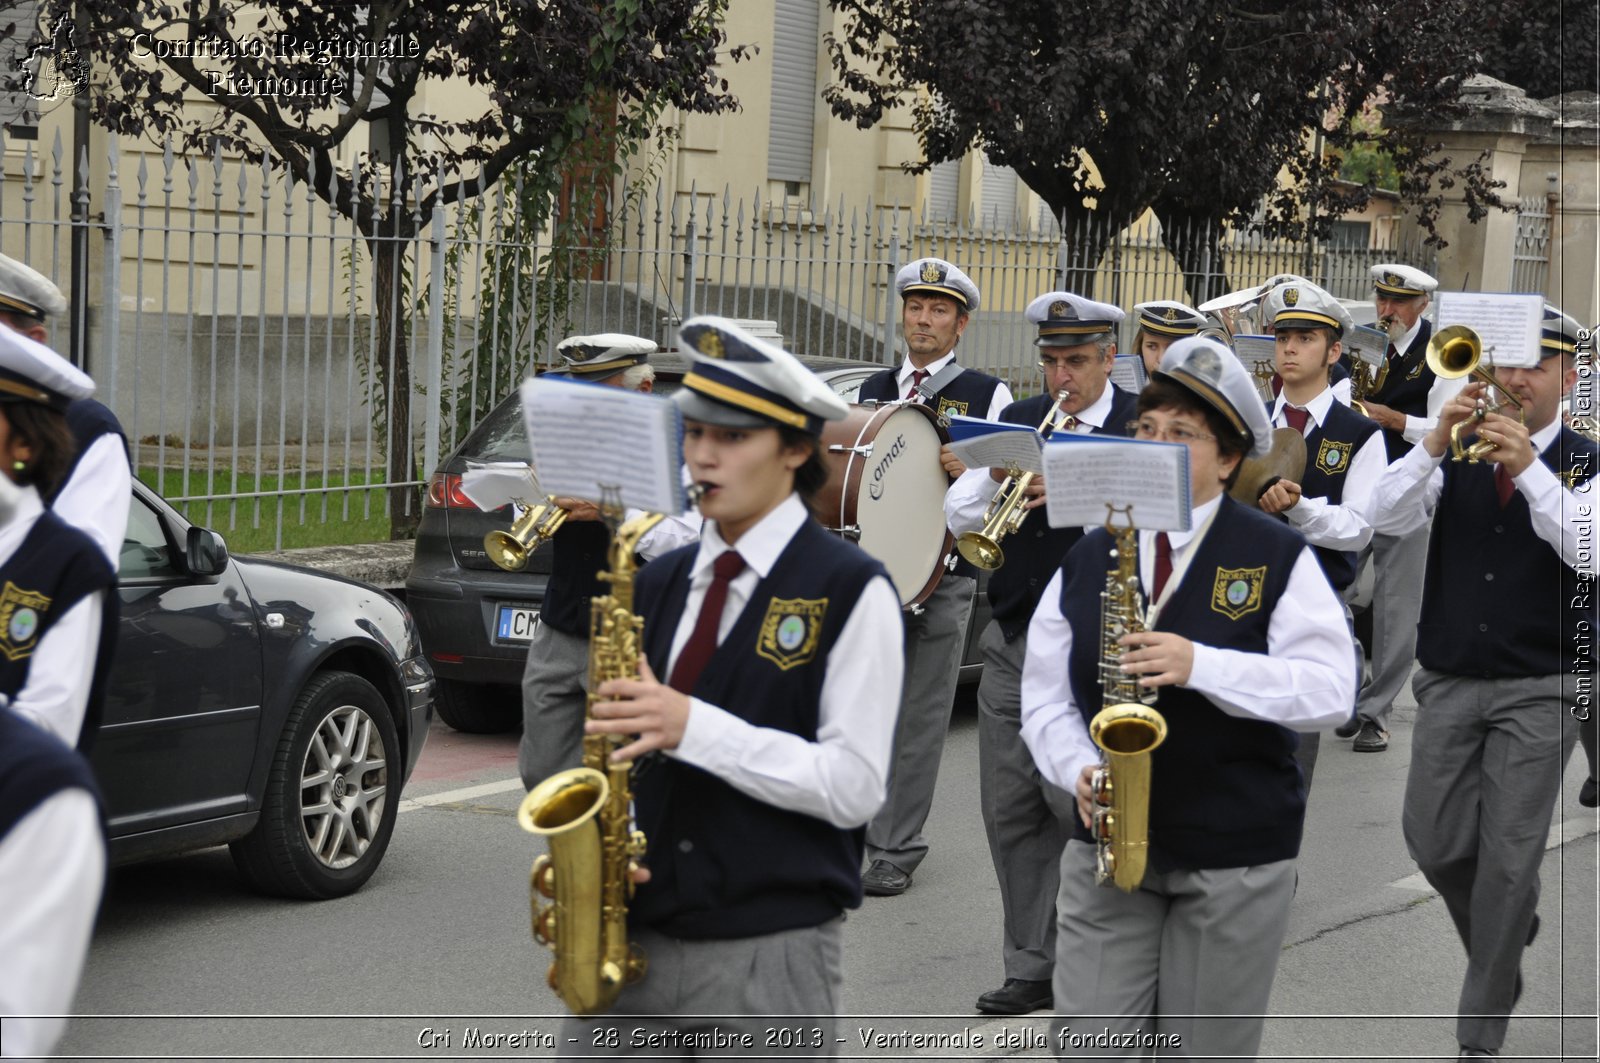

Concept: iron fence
[[0, 132, 1441, 547]]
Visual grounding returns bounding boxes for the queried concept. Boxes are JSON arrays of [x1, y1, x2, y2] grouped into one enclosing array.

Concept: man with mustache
[[856, 258, 1012, 897]]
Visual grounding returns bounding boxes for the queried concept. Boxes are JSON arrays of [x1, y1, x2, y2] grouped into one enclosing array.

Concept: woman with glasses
[[1020, 336, 1356, 1059]]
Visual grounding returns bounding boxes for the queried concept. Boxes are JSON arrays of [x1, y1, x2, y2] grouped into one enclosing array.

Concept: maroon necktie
[[905, 369, 929, 401], [1494, 465, 1516, 508], [1283, 405, 1310, 434], [668, 550, 746, 694], [1151, 532, 1173, 601]]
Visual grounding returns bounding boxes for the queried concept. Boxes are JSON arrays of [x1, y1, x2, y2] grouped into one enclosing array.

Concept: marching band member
[[1341, 263, 1460, 752], [0, 253, 129, 572], [0, 327, 116, 749], [1259, 283, 1384, 790], [1368, 305, 1593, 1059], [1021, 336, 1355, 1058], [1255, 278, 1353, 403], [517, 335, 700, 789], [0, 253, 130, 751], [1131, 300, 1206, 379], [945, 291, 1137, 1016], [856, 258, 1012, 897], [572, 317, 903, 1053]]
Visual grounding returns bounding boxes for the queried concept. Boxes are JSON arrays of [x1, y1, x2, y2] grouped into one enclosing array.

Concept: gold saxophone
[[1087, 506, 1168, 892], [517, 511, 664, 1015], [955, 389, 1073, 570], [1350, 315, 1402, 419]]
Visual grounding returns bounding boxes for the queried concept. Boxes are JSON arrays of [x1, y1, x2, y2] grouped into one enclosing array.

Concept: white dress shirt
[[666, 493, 905, 829], [49, 434, 132, 572], [1368, 418, 1596, 576], [943, 384, 1117, 535], [0, 788, 104, 1059], [1270, 387, 1380, 551], [894, 351, 1015, 421], [0, 487, 105, 745], [1020, 494, 1358, 795], [632, 507, 703, 561], [1388, 318, 1467, 444]]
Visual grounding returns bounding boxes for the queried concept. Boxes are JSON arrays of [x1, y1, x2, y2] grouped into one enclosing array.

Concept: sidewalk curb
[[246, 540, 415, 590]]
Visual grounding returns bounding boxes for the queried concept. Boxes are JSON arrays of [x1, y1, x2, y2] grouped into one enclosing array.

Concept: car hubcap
[[300, 704, 388, 869]]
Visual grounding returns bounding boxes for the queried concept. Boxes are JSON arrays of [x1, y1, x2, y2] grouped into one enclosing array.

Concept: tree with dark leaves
[[824, 0, 1509, 301], [57, 0, 742, 536], [1476, 0, 1598, 99]]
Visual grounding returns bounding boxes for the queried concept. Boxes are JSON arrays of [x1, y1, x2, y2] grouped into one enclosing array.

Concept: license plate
[[495, 605, 540, 643]]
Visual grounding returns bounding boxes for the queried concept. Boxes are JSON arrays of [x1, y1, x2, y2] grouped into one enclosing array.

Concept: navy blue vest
[[987, 386, 1138, 640], [0, 511, 116, 751], [629, 518, 889, 938], [858, 361, 1005, 421], [1368, 319, 1435, 462], [1056, 499, 1309, 870], [1294, 401, 1380, 592], [46, 398, 130, 508], [0, 705, 104, 844], [1417, 427, 1599, 678], [537, 521, 612, 637]]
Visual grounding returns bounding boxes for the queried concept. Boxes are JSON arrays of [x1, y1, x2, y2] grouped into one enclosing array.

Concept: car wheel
[[230, 671, 400, 899], [433, 677, 521, 734]]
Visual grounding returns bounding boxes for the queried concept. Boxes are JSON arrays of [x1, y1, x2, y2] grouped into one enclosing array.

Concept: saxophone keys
[[534, 905, 557, 945], [1090, 766, 1113, 804], [531, 855, 557, 898]]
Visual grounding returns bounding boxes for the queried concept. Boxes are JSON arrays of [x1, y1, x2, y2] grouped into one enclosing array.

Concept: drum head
[[814, 403, 952, 606]]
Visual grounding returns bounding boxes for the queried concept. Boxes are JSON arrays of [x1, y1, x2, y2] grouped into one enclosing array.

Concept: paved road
[[60, 683, 1598, 1061]]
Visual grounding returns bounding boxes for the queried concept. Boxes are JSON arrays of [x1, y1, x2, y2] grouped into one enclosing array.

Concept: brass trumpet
[[1350, 315, 1402, 419], [485, 497, 571, 571], [1426, 324, 1526, 463], [955, 390, 1073, 571]]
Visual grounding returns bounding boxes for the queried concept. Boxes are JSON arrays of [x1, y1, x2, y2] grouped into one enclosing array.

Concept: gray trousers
[[518, 620, 590, 790], [864, 574, 975, 873], [977, 621, 1075, 982], [1051, 841, 1297, 1060], [1355, 528, 1429, 729], [1402, 668, 1579, 1052], [560, 920, 843, 1058]]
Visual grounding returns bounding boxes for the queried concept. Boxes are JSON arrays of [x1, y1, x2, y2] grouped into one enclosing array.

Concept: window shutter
[[767, 0, 820, 184]]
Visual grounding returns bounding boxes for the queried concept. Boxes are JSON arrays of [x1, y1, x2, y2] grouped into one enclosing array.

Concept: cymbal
[[1230, 427, 1307, 507]]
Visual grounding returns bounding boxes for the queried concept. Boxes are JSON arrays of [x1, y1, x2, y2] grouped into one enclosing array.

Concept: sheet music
[[1434, 291, 1544, 368], [1344, 324, 1389, 368], [1041, 436, 1192, 532], [1230, 334, 1278, 404], [1110, 353, 1149, 394], [460, 462, 542, 513], [520, 376, 686, 514], [944, 415, 1044, 474]]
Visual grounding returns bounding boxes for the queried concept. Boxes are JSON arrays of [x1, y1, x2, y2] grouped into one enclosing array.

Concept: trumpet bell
[[1426, 324, 1482, 379], [485, 529, 532, 571], [955, 530, 1006, 570]]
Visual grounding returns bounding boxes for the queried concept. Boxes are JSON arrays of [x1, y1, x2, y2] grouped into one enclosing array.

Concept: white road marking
[[398, 777, 526, 814], [1388, 816, 1599, 893]]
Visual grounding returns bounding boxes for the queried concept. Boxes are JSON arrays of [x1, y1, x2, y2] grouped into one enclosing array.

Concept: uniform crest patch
[[1384, 271, 1403, 287], [1315, 438, 1353, 474], [1049, 300, 1071, 318], [1210, 566, 1266, 620], [937, 397, 970, 418], [1163, 307, 1180, 322], [0, 581, 51, 662], [757, 597, 828, 670], [1283, 287, 1300, 306], [920, 260, 944, 284]]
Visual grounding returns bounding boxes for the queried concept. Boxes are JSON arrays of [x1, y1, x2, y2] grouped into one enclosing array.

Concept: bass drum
[[812, 402, 953, 607]]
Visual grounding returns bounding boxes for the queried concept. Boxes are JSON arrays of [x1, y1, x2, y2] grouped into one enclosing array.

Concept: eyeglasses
[[1037, 355, 1101, 373], [1129, 419, 1215, 444]]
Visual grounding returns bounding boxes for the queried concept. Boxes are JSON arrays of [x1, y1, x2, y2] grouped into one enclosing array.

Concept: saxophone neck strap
[[1144, 504, 1221, 628]]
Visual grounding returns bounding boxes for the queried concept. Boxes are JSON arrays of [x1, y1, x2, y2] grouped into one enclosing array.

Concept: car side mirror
[[185, 526, 230, 577]]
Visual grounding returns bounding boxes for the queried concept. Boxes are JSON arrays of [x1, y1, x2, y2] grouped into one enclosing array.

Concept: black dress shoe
[[1353, 719, 1390, 752], [1334, 714, 1363, 739], [1580, 776, 1599, 808], [975, 978, 1053, 1015], [861, 859, 912, 896]]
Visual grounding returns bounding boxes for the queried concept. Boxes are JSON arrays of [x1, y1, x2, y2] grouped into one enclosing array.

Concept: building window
[[767, 0, 819, 186]]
